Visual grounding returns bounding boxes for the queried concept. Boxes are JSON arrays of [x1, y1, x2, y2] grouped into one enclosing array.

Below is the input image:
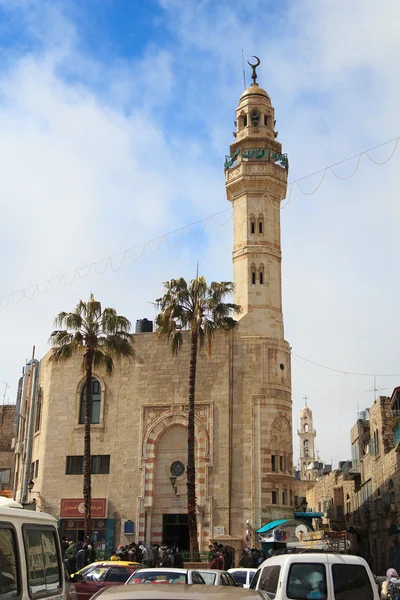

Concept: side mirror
[[72, 573, 82, 582]]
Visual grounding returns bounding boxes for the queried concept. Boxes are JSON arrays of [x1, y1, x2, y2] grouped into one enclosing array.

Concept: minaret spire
[[247, 56, 261, 85]]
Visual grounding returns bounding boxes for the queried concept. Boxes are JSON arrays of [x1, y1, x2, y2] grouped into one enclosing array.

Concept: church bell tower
[[226, 59, 293, 529]]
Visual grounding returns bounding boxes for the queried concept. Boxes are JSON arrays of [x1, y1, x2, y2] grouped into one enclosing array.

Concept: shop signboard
[[60, 497, 107, 518]]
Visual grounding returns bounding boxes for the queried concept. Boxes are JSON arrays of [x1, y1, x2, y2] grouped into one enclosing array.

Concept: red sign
[[0, 490, 12, 498], [60, 498, 107, 519]]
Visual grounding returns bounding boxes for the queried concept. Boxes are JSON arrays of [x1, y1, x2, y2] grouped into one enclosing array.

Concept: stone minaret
[[298, 404, 317, 480], [225, 65, 293, 527]]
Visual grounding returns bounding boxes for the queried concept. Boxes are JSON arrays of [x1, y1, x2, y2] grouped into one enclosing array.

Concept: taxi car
[[72, 561, 145, 600]]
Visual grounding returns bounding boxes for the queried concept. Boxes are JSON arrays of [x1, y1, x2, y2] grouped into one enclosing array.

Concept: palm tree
[[49, 294, 134, 538], [156, 276, 240, 559]]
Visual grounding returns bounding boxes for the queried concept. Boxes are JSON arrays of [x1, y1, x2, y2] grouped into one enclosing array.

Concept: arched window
[[79, 378, 101, 424], [251, 263, 256, 285], [304, 424, 309, 433], [304, 439, 310, 456], [34, 387, 43, 432], [258, 213, 264, 234], [250, 214, 255, 235], [259, 263, 265, 285]]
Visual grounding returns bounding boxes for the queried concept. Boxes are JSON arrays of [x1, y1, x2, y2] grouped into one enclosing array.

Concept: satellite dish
[[295, 524, 308, 540]]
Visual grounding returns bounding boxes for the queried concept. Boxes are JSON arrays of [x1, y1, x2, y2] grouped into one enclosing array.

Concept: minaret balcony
[[225, 159, 288, 187], [297, 429, 316, 436]]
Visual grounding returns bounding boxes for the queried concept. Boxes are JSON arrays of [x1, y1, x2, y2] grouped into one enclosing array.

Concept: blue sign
[[224, 148, 288, 170], [124, 520, 134, 535]]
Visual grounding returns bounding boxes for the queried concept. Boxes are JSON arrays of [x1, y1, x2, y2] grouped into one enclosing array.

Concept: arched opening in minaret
[[251, 263, 256, 285], [259, 263, 264, 285], [304, 424, 309, 433], [258, 214, 264, 234], [250, 214, 255, 235]]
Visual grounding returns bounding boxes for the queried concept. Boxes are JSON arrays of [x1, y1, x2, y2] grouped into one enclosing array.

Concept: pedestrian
[[152, 544, 159, 567], [161, 547, 174, 567], [76, 544, 88, 571], [116, 544, 125, 560], [239, 548, 252, 568], [381, 568, 400, 600], [65, 550, 77, 574], [209, 553, 222, 569], [173, 547, 184, 568]]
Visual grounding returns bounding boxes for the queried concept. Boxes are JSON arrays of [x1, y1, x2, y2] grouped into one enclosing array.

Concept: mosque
[[13, 60, 294, 553]]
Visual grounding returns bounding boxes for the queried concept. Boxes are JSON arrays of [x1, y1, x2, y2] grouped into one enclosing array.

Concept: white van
[[249, 552, 379, 599], [0, 497, 68, 600]]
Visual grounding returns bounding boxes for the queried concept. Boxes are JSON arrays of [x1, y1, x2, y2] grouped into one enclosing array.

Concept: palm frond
[[93, 349, 114, 374]]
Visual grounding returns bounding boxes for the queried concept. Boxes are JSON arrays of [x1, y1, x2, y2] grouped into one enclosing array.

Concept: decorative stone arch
[[74, 373, 106, 426], [250, 262, 257, 285], [258, 212, 264, 234], [138, 403, 212, 546], [142, 411, 210, 462], [249, 213, 256, 235]]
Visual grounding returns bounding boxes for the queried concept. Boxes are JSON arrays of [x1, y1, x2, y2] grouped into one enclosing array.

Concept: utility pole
[[2, 381, 9, 404], [366, 375, 387, 403]]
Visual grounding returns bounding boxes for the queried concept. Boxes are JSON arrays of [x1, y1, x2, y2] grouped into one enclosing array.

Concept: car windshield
[[199, 572, 216, 585], [128, 571, 187, 584], [231, 571, 247, 585]]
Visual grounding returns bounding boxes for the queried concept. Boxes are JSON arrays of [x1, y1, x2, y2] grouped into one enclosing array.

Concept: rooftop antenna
[[303, 394, 309, 406], [366, 375, 387, 402], [2, 381, 9, 405], [241, 49, 247, 89]]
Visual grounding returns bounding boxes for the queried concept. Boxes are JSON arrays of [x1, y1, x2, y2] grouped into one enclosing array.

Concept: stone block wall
[[0, 405, 16, 494]]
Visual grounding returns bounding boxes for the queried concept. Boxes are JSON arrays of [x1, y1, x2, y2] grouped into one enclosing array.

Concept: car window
[[221, 574, 231, 586], [199, 572, 216, 585], [191, 572, 205, 584], [226, 574, 237, 586], [231, 571, 247, 585], [287, 563, 327, 600], [0, 525, 20, 600], [24, 527, 62, 597], [106, 567, 131, 583], [258, 565, 280, 598], [128, 571, 187, 584], [84, 567, 108, 582], [249, 569, 261, 589], [332, 564, 374, 600]]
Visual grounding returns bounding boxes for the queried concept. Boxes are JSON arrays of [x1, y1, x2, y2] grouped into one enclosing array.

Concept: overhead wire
[[0, 134, 398, 311], [291, 351, 400, 378]]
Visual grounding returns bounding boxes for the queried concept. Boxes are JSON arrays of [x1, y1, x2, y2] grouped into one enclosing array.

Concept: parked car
[[250, 552, 379, 599], [229, 568, 257, 589], [72, 562, 145, 600], [88, 583, 271, 599], [71, 561, 144, 580], [0, 497, 68, 600], [196, 569, 240, 586], [126, 568, 205, 585]]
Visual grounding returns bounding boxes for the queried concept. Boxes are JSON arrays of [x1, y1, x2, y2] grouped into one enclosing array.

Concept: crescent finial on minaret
[[247, 56, 261, 85]]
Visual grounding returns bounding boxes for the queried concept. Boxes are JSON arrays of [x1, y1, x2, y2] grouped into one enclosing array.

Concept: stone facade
[[0, 405, 15, 496], [13, 77, 294, 553], [302, 393, 400, 574]]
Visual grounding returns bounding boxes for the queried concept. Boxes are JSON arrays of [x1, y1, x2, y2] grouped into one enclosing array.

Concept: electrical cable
[[0, 135, 398, 310], [291, 351, 400, 378]]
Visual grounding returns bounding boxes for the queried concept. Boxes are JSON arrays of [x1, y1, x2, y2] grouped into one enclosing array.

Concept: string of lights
[[0, 135, 398, 311], [291, 351, 400, 378]]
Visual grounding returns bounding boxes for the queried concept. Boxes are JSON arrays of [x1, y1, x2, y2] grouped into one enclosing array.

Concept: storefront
[[59, 498, 114, 554]]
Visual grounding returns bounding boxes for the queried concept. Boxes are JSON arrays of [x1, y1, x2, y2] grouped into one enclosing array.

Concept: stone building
[[0, 404, 16, 497], [305, 392, 400, 573], [13, 68, 294, 553]]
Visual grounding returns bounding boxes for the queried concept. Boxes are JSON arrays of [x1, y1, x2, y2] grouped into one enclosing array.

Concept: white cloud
[[0, 0, 399, 467]]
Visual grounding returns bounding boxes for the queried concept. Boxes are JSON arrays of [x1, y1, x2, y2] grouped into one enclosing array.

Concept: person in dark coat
[[161, 548, 174, 567], [173, 549, 184, 568], [76, 544, 88, 571], [65, 552, 77, 575], [209, 553, 222, 569]]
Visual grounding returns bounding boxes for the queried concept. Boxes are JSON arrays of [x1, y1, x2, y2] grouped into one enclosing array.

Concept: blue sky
[[0, 0, 399, 466]]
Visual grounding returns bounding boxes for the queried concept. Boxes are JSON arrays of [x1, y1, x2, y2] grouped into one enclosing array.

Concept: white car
[[250, 552, 379, 599], [126, 568, 206, 585], [229, 568, 257, 589], [196, 569, 240, 586]]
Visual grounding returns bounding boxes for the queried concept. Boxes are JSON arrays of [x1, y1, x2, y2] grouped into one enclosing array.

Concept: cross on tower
[[303, 395, 309, 406]]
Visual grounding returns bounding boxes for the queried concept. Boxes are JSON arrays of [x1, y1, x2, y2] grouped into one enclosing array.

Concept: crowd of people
[[63, 536, 265, 575], [238, 547, 264, 568]]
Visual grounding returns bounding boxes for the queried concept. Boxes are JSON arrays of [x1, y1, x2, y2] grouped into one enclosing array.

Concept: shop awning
[[257, 519, 290, 534]]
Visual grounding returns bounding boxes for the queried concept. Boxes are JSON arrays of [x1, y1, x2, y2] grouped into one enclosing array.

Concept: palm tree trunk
[[187, 331, 200, 561], [83, 349, 93, 539]]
